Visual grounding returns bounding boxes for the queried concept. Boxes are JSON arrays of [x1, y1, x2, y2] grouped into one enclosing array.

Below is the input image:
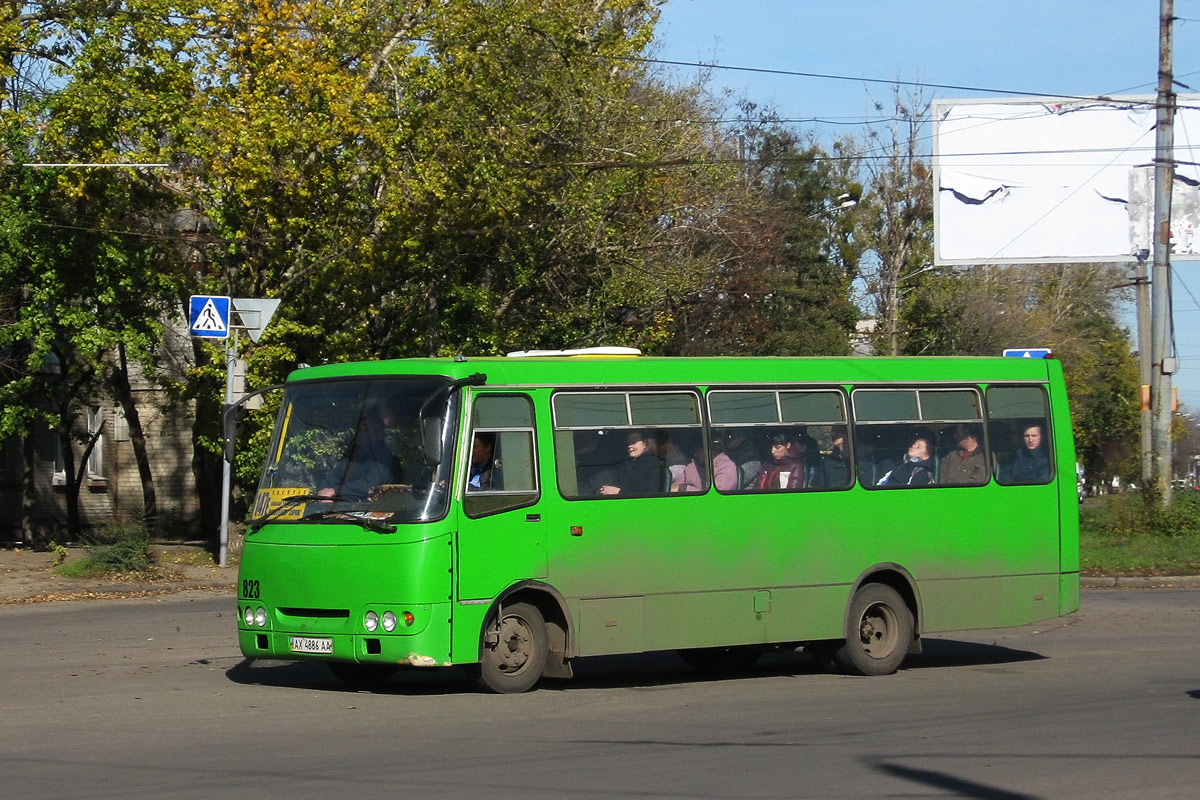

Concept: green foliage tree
[[667, 106, 863, 355], [901, 262, 1140, 485]]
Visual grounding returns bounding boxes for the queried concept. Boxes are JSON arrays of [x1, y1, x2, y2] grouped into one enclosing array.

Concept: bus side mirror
[[422, 418, 444, 466]]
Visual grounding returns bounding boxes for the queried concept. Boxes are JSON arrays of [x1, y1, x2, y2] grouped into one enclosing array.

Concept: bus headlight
[[382, 611, 397, 632], [364, 610, 379, 632], [244, 606, 266, 627], [243, 606, 253, 626]]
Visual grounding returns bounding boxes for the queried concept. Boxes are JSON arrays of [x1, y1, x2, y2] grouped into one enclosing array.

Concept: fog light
[[364, 610, 379, 632], [254, 607, 267, 627], [382, 611, 397, 632]]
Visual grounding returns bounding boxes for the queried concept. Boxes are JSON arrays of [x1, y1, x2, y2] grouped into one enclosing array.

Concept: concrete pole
[[1151, 0, 1175, 502], [1134, 255, 1152, 487]]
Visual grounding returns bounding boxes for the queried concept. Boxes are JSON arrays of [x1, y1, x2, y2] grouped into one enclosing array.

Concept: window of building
[[86, 405, 104, 479]]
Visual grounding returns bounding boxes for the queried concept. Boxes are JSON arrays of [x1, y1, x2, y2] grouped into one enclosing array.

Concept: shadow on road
[[224, 636, 1045, 695]]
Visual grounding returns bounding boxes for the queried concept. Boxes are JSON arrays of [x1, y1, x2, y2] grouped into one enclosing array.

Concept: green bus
[[237, 352, 1079, 692]]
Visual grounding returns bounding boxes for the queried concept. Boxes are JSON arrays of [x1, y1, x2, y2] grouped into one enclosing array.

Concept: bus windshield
[[250, 376, 457, 527]]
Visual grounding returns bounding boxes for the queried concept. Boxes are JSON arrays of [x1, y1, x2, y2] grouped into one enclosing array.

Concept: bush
[[56, 518, 152, 577], [1082, 490, 1200, 538]]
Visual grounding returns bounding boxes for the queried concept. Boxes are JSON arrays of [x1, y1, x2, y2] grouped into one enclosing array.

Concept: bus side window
[[987, 386, 1053, 486], [464, 395, 539, 517], [553, 390, 703, 499]]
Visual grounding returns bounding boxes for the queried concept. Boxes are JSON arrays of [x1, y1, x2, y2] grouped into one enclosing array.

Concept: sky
[[650, 0, 1200, 405]]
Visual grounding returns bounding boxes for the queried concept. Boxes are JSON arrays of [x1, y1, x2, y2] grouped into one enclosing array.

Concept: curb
[[1081, 575, 1200, 589]]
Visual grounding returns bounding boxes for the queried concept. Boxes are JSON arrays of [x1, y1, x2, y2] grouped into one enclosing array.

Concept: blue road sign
[[1002, 348, 1052, 359], [189, 295, 231, 339]]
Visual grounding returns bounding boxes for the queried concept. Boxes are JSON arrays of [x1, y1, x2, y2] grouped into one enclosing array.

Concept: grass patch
[[1080, 492, 1200, 575], [55, 519, 153, 579]]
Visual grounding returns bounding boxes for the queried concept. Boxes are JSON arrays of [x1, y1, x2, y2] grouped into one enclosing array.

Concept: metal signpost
[[189, 296, 279, 567]]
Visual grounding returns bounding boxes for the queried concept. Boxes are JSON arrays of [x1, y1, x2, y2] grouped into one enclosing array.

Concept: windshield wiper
[[248, 493, 341, 531], [296, 508, 398, 534]]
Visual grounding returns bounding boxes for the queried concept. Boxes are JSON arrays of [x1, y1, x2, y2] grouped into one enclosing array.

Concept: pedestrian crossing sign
[[189, 295, 231, 339]]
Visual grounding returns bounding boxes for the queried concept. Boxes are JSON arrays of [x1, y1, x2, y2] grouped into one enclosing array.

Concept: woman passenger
[[758, 431, 805, 490]]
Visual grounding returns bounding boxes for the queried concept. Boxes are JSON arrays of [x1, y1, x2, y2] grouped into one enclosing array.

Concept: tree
[[852, 87, 934, 356], [900, 262, 1140, 485], [667, 105, 863, 355]]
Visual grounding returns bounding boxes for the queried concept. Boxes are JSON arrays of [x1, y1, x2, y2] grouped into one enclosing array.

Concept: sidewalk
[[0, 544, 236, 604], [2, 543, 1198, 603]]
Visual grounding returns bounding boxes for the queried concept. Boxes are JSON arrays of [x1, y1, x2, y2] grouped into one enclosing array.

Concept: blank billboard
[[933, 96, 1200, 265]]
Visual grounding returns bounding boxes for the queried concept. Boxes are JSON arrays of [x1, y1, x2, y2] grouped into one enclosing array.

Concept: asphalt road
[[1, 589, 1198, 799]]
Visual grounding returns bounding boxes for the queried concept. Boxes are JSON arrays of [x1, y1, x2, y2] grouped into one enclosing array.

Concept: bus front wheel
[[835, 584, 913, 676], [476, 602, 548, 694]]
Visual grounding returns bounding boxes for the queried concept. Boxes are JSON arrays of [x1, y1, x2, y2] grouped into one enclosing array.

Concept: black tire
[[475, 602, 548, 694], [834, 583, 914, 676], [677, 645, 762, 673], [327, 661, 398, 688]]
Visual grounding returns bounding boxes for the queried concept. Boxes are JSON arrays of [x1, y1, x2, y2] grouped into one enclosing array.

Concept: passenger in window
[[723, 428, 763, 489], [670, 440, 707, 493], [819, 425, 851, 488], [598, 430, 664, 496], [467, 432, 496, 491], [758, 431, 805, 490], [877, 430, 935, 487], [856, 429, 898, 486], [663, 435, 694, 488], [939, 423, 988, 486], [710, 435, 740, 491], [790, 431, 822, 488], [1006, 423, 1051, 484], [573, 431, 617, 496]]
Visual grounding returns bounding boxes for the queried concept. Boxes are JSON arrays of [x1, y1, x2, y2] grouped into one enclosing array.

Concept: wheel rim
[[857, 601, 900, 659], [492, 613, 533, 674]]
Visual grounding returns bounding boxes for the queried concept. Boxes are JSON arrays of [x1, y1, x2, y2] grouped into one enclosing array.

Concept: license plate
[[289, 636, 333, 654]]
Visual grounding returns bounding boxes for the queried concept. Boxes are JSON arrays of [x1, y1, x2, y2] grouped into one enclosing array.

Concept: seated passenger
[[856, 430, 897, 487], [1005, 423, 1051, 484], [758, 431, 805, 490], [939, 423, 988, 485], [467, 432, 496, 491], [573, 430, 617, 497], [710, 436, 740, 492], [598, 430, 664, 496], [670, 440, 707, 493], [723, 428, 762, 489], [819, 425, 851, 488], [877, 431, 935, 487]]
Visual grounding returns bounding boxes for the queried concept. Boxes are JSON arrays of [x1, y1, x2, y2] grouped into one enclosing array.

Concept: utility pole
[[1134, 252, 1152, 487], [1151, 0, 1176, 502]]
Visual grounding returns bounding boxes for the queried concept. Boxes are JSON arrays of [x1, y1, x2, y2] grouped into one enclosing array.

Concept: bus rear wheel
[[476, 602, 548, 694], [834, 584, 913, 676]]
